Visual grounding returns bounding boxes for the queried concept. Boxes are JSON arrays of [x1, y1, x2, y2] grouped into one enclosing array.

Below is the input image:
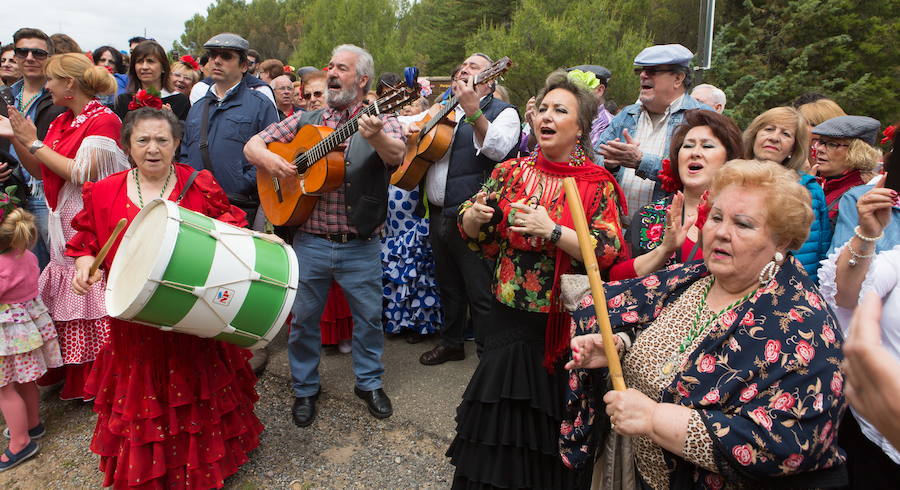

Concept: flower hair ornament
[[758, 251, 784, 285], [0, 185, 22, 223], [657, 158, 683, 193], [180, 54, 200, 71], [128, 88, 163, 110], [882, 125, 896, 146], [283, 65, 295, 74], [418, 77, 432, 98], [566, 69, 600, 92]]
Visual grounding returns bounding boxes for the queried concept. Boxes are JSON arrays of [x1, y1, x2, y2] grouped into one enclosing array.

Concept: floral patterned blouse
[[560, 258, 848, 489], [459, 151, 627, 313]]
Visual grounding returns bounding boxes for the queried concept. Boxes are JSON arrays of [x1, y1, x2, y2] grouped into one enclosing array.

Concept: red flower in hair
[[695, 190, 711, 229], [657, 158, 682, 193], [882, 125, 896, 145], [128, 88, 163, 110], [103, 65, 114, 74], [283, 65, 295, 74], [179, 55, 200, 71]]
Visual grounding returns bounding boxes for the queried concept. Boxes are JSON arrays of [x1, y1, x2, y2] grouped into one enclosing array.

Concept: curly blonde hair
[[709, 159, 812, 250]]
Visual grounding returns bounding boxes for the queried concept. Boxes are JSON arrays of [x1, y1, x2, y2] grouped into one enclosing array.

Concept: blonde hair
[[845, 138, 881, 172], [44, 53, 117, 97], [0, 208, 37, 251], [742, 107, 810, 171], [798, 99, 846, 127], [709, 159, 812, 250], [172, 62, 200, 84]]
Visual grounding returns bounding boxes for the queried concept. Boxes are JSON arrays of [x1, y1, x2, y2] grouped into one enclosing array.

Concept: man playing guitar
[[244, 44, 405, 427], [412, 53, 520, 365]]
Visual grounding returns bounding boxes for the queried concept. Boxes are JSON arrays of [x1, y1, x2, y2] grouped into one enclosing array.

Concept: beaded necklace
[[17, 91, 40, 113], [658, 278, 757, 378], [133, 165, 173, 208]]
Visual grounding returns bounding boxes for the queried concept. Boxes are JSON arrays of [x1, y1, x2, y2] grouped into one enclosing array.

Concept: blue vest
[[442, 96, 519, 218]]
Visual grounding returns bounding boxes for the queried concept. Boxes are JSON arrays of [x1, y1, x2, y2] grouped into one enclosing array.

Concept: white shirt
[[189, 80, 276, 107], [411, 99, 519, 207]]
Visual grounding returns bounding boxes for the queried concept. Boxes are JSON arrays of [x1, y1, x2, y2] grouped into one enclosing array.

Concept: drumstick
[[89, 218, 128, 277], [562, 177, 626, 391]]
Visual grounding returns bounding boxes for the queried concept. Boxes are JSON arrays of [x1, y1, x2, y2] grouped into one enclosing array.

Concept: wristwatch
[[28, 140, 45, 154]]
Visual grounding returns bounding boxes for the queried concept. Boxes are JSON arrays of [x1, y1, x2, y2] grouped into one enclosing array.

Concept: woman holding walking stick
[[448, 70, 628, 489], [563, 160, 849, 489]]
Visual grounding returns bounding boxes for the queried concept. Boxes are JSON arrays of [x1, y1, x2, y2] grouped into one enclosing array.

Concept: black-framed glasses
[[813, 139, 850, 151], [14, 47, 49, 60], [633, 66, 674, 76], [206, 50, 236, 61], [302, 90, 324, 100]]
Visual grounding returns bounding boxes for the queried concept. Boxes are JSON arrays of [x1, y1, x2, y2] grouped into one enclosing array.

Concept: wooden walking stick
[[562, 177, 626, 391], [89, 218, 128, 277]]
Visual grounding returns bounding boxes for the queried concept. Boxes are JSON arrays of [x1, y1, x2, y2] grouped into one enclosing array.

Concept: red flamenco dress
[[319, 281, 353, 346], [37, 100, 130, 400], [67, 163, 263, 489]]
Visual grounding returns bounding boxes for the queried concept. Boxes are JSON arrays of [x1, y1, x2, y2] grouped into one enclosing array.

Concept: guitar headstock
[[473, 56, 512, 87], [371, 75, 421, 115]]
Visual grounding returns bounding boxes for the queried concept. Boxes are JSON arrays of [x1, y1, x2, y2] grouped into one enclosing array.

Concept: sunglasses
[[633, 66, 674, 76], [206, 50, 237, 61], [14, 47, 49, 60], [302, 90, 324, 99]]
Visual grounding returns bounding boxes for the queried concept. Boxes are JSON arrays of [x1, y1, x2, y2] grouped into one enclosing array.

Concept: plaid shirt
[[257, 101, 404, 235]]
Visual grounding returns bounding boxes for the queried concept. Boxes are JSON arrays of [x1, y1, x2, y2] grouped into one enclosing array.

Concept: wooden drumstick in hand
[[562, 177, 626, 391], [89, 218, 128, 277]]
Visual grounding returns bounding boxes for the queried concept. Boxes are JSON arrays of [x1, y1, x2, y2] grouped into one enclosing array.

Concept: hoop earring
[[758, 251, 784, 285]]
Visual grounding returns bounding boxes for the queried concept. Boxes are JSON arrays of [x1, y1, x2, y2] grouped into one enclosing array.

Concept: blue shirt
[[829, 184, 900, 254], [9, 80, 45, 200]]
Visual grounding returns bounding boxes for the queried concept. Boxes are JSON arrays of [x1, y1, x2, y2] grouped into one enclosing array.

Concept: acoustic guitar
[[390, 56, 512, 190], [258, 82, 420, 226]]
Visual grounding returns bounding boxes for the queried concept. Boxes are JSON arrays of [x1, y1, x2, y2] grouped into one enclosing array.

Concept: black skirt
[[447, 301, 578, 489]]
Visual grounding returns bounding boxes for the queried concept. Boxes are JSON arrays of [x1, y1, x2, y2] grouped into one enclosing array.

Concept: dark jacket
[[180, 78, 279, 196]]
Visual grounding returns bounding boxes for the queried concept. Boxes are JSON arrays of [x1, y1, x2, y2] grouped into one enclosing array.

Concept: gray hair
[[332, 44, 375, 92], [692, 83, 726, 108]]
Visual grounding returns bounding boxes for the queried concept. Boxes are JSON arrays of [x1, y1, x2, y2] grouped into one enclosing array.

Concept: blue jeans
[[288, 232, 385, 397], [25, 196, 50, 270]]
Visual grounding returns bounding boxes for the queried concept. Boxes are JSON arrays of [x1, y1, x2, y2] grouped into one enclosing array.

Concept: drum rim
[[105, 198, 180, 318]]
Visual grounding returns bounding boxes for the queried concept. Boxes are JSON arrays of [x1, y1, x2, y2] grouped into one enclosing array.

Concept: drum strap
[[176, 170, 202, 204], [199, 99, 214, 173]]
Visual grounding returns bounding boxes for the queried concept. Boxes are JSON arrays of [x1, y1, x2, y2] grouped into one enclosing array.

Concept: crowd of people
[[0, 24, 897, 490]]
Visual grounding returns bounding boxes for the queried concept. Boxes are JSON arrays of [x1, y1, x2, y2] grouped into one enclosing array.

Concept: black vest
[[294, 109, 389, 239], [442, 96, 519, 218]]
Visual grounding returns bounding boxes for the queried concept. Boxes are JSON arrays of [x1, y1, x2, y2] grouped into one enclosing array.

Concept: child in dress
[[0, 203, 63, 471]]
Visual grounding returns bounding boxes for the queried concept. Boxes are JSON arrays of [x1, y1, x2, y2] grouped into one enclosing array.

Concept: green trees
[[705, 0, 899, 126]]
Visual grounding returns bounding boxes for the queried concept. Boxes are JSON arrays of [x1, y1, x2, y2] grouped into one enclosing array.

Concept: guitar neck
[[421, 69, 495, 135], [297, 103, 380, 172]]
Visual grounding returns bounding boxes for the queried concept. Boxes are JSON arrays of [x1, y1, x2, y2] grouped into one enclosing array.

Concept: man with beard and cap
[[594, 44, 712, 213], [407, 53, 520, 366], [244, 44, 406, 427]]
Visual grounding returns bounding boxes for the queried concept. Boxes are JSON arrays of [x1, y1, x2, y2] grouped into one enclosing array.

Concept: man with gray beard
[[244, 44, 406, 427]]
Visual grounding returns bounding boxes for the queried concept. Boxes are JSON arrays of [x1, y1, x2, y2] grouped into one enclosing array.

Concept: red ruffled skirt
[[85, 318, 263, 489], [320, 281, 353, 345]]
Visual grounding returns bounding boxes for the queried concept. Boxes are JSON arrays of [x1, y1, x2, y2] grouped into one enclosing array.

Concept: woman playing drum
[[66, 107, 263, 489]]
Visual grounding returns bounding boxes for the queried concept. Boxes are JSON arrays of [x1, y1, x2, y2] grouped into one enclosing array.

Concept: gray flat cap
[[203, 33, 249, 53], [634, 44, 694, 67], [567, 65, 612, 83], [812, 115, 881, 146], [297, 66, 319, 77]]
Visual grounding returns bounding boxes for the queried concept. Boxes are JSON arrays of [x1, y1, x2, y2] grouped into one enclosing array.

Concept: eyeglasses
[[633, 66, 674, 76], [14, 47, 49, 60], [302, 90, 324, 100], [812, 140, 850, 151], [206, 50, 237, 61]]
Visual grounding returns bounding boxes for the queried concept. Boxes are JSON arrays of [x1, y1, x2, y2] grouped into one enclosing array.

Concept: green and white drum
[[105, 198, 298, 349]]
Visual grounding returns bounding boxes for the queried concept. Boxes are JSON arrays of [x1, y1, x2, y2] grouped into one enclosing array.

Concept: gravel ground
[[0, 329, 479, 489]]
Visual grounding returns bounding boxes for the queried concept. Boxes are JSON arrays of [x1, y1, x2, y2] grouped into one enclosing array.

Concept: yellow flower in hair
[[567, 70, 600, 91]]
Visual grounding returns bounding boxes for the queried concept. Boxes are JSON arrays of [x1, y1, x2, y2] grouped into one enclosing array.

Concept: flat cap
[[296, 66, 319, 77], [634, 44, 694, 67], [203, 33, 249, 53], [812, 115, 881, 146], [567, 65, 612, 82]]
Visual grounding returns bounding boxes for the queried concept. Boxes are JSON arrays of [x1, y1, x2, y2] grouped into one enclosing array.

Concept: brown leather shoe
[[419, 344, 465, 365]]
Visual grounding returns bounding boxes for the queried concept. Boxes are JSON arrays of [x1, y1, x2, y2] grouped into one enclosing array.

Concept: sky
[[1, 0, 217, 53]]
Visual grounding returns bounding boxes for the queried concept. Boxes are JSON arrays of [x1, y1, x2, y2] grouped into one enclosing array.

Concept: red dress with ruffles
[[319, 281, 353, 345], [66, 163, 263, 489]]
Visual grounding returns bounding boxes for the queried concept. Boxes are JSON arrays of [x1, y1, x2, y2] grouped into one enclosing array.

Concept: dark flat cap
[[812, 115, 881, 146], [567, 64, 612, 82], [203, 33, 249, 53]]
